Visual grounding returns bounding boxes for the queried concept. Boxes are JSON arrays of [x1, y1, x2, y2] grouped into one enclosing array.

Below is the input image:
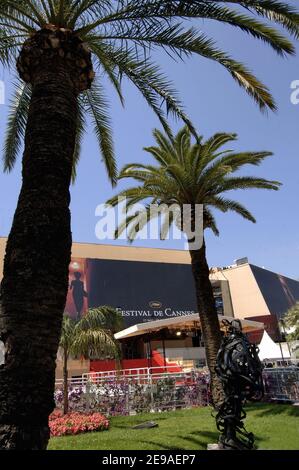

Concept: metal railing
[[55, 365, 190, 388], [54, 365, 299, 416], [263, 367, 299, 402], [54, 367, 210, 415]]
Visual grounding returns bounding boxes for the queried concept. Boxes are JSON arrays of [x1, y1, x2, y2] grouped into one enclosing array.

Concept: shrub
[[49, 410, 109, 437]]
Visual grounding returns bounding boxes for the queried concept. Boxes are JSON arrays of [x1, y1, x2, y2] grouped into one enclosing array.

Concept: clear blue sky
[[0, 7, 299, 279]]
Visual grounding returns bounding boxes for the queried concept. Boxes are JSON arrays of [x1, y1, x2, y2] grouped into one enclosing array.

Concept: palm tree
[[59, 306, 123, 415], [106, 126, 281, 406], [0, 0, 298, 449], [284, 303, 299, 352]]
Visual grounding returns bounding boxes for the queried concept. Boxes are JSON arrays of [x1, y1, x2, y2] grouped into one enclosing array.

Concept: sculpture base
[[207, 443, 222, 450]]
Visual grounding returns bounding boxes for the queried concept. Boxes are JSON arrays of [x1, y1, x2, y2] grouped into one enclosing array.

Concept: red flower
[[49, 410, 109, 437]]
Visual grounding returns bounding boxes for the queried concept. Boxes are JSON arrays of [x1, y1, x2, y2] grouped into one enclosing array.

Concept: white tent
[[258, 330, 290, 361]]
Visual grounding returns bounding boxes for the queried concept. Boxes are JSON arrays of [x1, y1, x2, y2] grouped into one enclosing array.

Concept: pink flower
[[49, 410, 109, 437]]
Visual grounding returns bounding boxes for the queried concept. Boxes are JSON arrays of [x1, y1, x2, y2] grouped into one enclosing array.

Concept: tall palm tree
[[106, 126, 281, 406], [59, 306, 123, 415], [0, 0, 298, 449]]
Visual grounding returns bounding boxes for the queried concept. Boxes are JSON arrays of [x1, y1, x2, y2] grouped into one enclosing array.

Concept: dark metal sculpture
[[215, 319, 264, 450]]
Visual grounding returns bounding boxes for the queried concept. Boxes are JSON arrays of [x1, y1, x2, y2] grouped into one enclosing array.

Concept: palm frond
[[214, 176, 281, 194], [284, 302, 299, 341], [107, 126, 280, 240], [203, 207, 220, 236], [59, 314, 77, 352], [72, 328, 119, 359], [0, 30, 24, 65], [1, 0, 299, 186], [83, 79, 116, 185], [71, 96, 86, 183], [243, 0, 299, 39], [207, 196, 256, 222], [86, 36, 125, 105], [60, 306, 122, 359], [3, 80, 31, 172], [91, 44, 196, 137]]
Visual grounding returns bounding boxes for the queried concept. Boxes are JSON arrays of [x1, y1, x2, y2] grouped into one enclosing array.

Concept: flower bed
[[49, 410, 109, 437]]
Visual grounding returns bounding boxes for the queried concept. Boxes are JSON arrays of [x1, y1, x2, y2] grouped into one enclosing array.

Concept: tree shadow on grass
[[188, 430, 218, 440], [138, 440, 182, 450], [177, 434, 210, 450], [254, 436, 268, 447], [187, 428, 269, 449], [136, 430, 214, 450], [247, 403, 299, 418]]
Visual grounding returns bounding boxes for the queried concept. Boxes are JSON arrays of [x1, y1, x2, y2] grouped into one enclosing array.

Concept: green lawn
[[48, 403, 299, 450]]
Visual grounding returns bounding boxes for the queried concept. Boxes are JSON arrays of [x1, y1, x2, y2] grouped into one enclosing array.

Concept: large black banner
[[66, 257, 198, 327]]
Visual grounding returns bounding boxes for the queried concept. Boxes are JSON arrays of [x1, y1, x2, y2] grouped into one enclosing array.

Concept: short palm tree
[[59, 306, 123, 415], [0, 0, 298, 449], [106, 126, 281, 406], [284, 303, 299, 348]]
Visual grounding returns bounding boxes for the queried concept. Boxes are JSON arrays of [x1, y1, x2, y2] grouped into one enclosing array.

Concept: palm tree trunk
[[63, 350, 69, 415], [0, 58, 78, 449], [189, 238, 224, 408]]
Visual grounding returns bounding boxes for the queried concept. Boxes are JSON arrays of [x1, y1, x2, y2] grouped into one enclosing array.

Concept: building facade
[[210, 261, 299, 341], [0, 238, 233, 325], [1, 238, 298, 373]]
